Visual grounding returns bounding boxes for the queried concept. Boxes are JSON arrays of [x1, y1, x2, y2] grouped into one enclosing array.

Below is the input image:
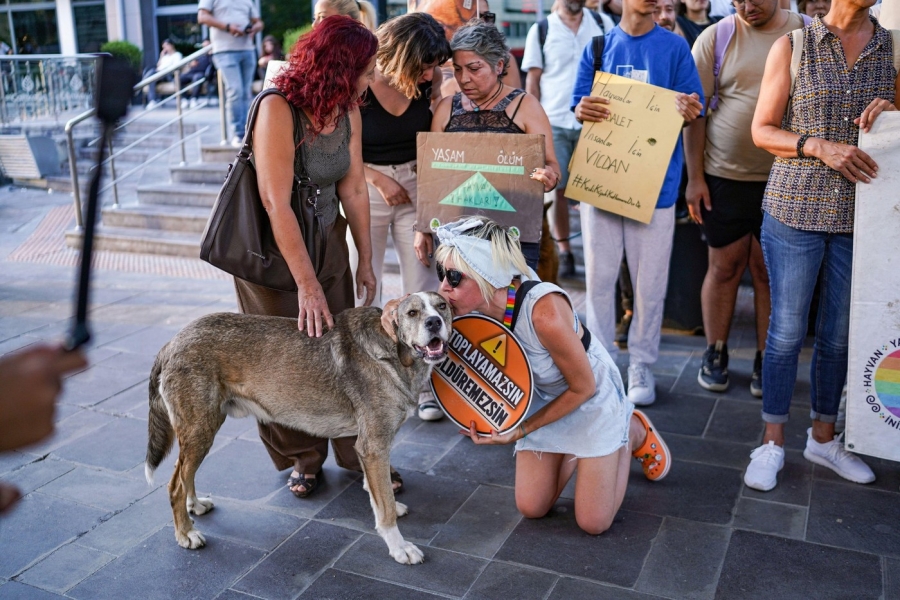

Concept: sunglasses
[[436, 262, 465, 288], [481, 11, 496, 23]]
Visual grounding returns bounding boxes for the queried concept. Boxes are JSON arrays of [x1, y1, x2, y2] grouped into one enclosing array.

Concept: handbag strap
[[238, 88, 315, 186]]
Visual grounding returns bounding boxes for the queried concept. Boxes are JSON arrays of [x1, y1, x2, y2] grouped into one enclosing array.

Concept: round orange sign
[[430, 314, 533, 435]]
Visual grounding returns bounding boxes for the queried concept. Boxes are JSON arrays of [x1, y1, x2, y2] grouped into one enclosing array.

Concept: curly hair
[[273, 16, 377, 138], [376, 13, 451, 100], [450, 21, 511, 80]]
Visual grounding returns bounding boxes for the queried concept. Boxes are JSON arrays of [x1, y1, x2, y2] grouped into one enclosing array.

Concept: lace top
[[294, 109, 351, 226], [445, 88, 527, 133]]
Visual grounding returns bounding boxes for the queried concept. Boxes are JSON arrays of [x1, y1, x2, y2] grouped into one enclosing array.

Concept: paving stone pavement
[[1, 185, 899, 600]]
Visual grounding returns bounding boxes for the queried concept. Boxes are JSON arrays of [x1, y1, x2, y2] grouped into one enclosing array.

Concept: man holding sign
[[572, 0, 703, 407]]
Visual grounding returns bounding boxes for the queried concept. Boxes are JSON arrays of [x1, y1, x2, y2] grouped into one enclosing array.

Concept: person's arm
[[526, 68, 542, 100], [247, 17, 264, 36], [338, 107, 377, 306], [516, 94, 562, 192], [254, 95, 332, 335], [573, 43, 611, 123], [365, 165, 411, 206], [463, 293, 596, 444], [198, 8, 244, 37], [671, 39, 704, 124], [683, 117, 711, 223], [752, 36, 878, 183], [521, 24, 543, 100]]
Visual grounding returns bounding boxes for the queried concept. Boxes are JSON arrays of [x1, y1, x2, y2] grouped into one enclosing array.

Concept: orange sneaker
[[632, 409, 671, 481]]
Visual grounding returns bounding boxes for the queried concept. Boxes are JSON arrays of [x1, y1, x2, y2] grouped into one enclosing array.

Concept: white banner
[[846, 111, 900, 462]]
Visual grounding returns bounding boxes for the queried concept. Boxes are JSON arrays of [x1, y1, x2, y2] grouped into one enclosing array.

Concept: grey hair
[[450, 21, 511, 80]]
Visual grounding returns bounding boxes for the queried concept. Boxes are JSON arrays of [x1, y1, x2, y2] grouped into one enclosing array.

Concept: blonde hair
[[321, 0, 377, 31], [376, 13, 451, 99], [433, 219, 530, 303]]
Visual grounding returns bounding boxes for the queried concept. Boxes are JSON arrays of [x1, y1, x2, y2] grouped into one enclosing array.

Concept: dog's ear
[[397, 341, 416, 368]]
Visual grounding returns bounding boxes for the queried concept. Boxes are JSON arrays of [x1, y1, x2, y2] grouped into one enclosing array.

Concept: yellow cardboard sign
[[564, 72, 684, 224]]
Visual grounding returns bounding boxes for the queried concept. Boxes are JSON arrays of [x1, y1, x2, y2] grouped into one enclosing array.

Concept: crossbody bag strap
[[239, 88, 287, 161]]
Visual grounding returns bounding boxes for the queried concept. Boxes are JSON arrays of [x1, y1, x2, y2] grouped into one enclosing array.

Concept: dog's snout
[[425, 316, 442, 334]]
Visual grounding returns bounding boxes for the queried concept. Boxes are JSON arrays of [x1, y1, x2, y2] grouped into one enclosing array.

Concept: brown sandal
[[288, 470, 321, 498]]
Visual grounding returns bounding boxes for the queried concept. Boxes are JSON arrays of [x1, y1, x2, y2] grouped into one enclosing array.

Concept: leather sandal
[[288, 470, 321, 498]]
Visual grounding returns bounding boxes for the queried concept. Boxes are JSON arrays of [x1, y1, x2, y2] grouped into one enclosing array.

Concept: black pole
[[65, 56, 136, 351]]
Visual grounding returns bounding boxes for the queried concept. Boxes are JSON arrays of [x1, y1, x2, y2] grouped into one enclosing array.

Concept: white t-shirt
[[521, 9, 607, 130], [708, 0, 736, 19], [198, 0, 259, 53], [157, 51, 183, 71]]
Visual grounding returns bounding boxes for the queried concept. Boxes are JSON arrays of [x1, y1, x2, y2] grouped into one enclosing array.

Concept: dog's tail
[[145, 355, 175, 485]]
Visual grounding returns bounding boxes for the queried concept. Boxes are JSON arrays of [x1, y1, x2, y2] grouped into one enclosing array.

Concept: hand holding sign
[[566, 72, 684, 223]]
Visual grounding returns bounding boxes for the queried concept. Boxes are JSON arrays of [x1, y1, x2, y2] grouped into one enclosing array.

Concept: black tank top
[[445, 89, 526, 134], [361, 82, 433, 165]]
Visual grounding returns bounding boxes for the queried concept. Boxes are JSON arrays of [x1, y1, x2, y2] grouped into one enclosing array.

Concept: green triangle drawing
[[439, 172, 516, 212]]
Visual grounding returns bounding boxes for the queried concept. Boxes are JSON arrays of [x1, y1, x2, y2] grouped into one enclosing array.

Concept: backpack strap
[[589, 10, 606, 35], [789, 28, 805, 98], [592, 34, 606, 72], [709, 15, 736, 111], [510, 280, 591, 352], [538, 18, 549, 66]]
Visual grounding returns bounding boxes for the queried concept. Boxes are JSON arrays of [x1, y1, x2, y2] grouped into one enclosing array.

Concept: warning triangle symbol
[[439, 172, 516, 212], [481, 333, 508, 367]]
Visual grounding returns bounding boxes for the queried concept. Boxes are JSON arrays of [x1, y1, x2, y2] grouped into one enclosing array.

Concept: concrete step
[[201, 144, 239, 164], [101, 204, 211, 234], [170, 162, 230, 185], [78, 146, 153, 163], [137, 182, 220, 207], [65, 225, 200, 257]]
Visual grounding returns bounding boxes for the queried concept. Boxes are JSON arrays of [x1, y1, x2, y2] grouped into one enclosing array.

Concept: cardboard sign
[[416, 131, 545, 243], [846, 112, 900, 462], [564, 72, 684, 224], [431, 314, 533, 435]]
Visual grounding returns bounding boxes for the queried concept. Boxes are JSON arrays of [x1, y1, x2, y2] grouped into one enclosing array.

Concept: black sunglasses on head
[[436, 262, 465, 288], [481, 11, 496, 23]]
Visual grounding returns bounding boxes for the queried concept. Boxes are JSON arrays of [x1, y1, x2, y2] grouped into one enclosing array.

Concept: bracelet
[[796, 134, 810, 159], [518, 422, 528, 439]]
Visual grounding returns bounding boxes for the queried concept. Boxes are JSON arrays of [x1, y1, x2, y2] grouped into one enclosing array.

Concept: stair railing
[[65, 45, 224, 231]]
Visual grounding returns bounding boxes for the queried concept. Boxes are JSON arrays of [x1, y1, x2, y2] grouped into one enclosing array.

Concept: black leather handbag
[[200, 88, 326, 292]]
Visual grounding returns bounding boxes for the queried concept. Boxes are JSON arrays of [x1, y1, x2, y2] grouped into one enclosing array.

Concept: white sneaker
[[189, 98, 198, 109], [835, 384, 847, 433], [417, 393, 443, 421], [230, 136, 243, 148], [744, 441, 785, 491], [146, 100, 158, 110], [627, 362, 656, 406], [803, 428, 874, 484]]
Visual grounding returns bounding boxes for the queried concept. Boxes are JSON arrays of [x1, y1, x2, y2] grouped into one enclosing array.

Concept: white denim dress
[[513, 281, 632, 458]]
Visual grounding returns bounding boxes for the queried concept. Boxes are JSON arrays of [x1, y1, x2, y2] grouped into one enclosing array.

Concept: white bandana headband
[[434, 217, 524, 289]]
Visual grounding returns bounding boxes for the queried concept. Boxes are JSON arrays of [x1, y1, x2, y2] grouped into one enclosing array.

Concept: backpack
[[788, 26, 900, 96], [708, 13, 811, 111], [590, 34, 605, 73], [537, 10, 610, 65]]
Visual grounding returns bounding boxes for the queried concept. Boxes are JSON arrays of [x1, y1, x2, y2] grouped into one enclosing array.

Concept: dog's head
[[396, 292, 452, 365]]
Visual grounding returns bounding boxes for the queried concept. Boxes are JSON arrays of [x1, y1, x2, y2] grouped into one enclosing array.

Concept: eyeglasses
[[731, 0, 763, 6], [481, 11, 496, 23], [436, 262, 465, 288]]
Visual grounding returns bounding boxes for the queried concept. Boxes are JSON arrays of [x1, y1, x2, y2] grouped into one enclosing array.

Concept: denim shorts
[[551, 126, 582, 189]]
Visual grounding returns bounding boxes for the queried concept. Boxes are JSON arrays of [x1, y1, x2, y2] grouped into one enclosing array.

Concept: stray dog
[[144, 292, 452, 564]]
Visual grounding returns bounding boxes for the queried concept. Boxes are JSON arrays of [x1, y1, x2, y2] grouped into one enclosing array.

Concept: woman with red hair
[[234, 16, 383, 499]]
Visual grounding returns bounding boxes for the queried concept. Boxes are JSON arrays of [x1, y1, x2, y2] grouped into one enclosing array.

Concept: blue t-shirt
[[571, 25, 703, 210]]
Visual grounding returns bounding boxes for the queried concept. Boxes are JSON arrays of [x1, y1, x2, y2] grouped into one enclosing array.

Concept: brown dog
[[144, 292, 452, 564]]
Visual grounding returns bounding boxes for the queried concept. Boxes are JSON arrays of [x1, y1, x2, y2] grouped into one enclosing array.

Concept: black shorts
[[699, 174, 767, 249]]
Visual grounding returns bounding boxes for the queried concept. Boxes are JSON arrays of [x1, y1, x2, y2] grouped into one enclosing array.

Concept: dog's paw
[[176, 528, 207, 549], [188, 496, 214, 515], [395, 501, 408, 517], [390, 541, 424, 565]]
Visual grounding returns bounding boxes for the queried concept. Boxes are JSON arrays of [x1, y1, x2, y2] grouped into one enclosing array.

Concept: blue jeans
[[760, 213, 853, 424], [550, 126, 581, 188], [212, 50, 256, 138]]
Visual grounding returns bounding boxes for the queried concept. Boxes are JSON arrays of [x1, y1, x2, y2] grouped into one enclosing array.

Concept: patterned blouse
[[762, 16, 897, 233]]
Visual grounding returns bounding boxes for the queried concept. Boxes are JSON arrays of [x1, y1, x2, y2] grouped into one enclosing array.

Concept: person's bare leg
[[515, 451, 572, 519], [748, 236, 770, 351], [553, 188, 571, 254], [762, 422, 785, 446], [572, 448, 631, 534], [701, 234, 752, 344], [811, 419, 836, 444]]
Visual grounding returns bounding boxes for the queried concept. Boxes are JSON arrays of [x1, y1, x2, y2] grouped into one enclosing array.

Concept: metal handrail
[[65, 45, 226, 230]]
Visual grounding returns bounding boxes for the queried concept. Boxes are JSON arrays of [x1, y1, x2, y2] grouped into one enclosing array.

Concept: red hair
[[274, 16, 377, 138]]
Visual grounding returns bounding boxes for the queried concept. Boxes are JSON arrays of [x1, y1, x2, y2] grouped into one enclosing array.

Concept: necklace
[[472, 82, 503, 112]]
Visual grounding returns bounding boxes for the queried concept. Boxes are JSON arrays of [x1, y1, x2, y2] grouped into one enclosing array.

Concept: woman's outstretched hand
[[460, 420, 522, 445]]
